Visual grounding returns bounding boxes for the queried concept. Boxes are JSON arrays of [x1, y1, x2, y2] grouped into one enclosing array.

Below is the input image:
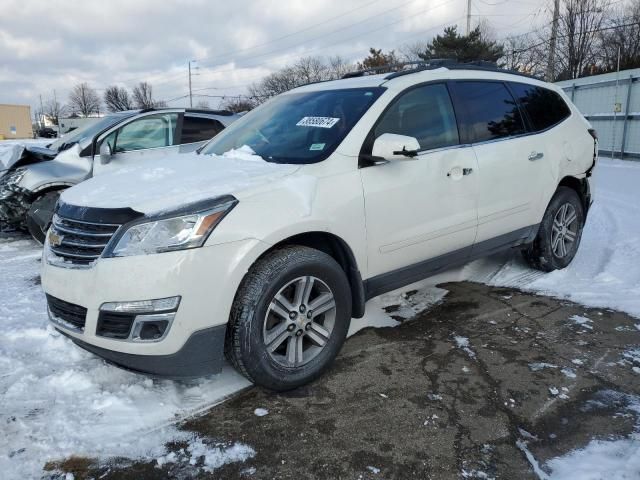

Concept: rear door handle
[[528, 151, 544, 161]]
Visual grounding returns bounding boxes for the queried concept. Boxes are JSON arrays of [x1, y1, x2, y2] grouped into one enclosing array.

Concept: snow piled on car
[[61, 145, 304, 215]]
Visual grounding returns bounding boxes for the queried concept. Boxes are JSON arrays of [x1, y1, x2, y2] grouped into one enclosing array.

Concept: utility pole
[[466, 0, 472, 35], [188, 61, 193, 108], [547, 0, 560, 81], [39, 94, 44, 129]]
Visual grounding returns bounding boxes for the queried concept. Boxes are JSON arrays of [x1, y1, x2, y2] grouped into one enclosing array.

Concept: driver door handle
[[528, 151, 544, 161]]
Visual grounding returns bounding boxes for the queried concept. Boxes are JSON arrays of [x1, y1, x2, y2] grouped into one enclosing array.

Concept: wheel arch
[[30, 183, 71, 198], [261, 231, 366, 318], [558, 175, 591, 213]]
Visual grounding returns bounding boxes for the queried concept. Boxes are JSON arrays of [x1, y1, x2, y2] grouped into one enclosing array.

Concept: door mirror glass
[[372, 133, 420, 161], [99, 141, 112, 165]]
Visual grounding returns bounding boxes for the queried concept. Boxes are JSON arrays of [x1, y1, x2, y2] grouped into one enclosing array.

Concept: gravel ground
[[52, 281, 640, 479]]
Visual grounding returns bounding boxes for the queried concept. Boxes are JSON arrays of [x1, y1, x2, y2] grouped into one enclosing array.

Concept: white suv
[[41, 63, 596, 390]]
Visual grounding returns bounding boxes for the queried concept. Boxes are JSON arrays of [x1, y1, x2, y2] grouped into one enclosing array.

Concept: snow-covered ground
[[1, 157, 639, 478]]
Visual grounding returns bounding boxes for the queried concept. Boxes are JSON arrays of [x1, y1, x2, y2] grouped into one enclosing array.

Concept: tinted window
[[374, 83, 458, 151], [114, 113, 178, 152], [181, 116, 225, 144], [509, 83, 571, 131], [201, 88, 384, 164], [451, 81, 525, 143]]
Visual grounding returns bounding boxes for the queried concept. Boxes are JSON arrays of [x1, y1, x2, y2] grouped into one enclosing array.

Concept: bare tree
[[554, 0, 609, 80], [43, 98, 66, 126], [598, 1, 640, 72], [220, 96, 255, 113], [132, 82, 156, 109], [326, 55, 353, 79], [104, 86, 133, 112], [194, 100, 210, 109], [68, 83, 100, 117], [293, 56, 328, 84], [398, 41, 430, 62], [502, 33, 547, 76]]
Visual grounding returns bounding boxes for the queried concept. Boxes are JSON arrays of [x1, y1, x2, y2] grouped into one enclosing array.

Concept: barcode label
[[296, 117, 340, 128]]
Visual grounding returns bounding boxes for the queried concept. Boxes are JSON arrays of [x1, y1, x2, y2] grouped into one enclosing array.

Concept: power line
[[194, 0, 458, 79], [197, 0, 447, 69], [194, 0, 384, 64], [512, 21, 640, 54]]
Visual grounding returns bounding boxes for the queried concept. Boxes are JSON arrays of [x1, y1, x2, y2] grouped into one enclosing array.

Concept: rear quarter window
[[508, 82, 571, 131], [181, 116, 225, 144]]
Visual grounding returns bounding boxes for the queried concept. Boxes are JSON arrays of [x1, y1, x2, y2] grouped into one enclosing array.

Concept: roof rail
[[339, 59, 540, 81], [385, 59, 540, 80], [185, 108, 235, 116]]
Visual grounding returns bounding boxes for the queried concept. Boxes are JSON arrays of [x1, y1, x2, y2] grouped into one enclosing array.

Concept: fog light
[[101, 296, 181, 313], [131, 313, 175, 342]]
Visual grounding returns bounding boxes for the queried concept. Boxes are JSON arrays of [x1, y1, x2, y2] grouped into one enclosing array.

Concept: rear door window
[[450, 81, 525, 143], [374, 83, 459, 151], [181, 116, 225, 144], [509, 82, 571, 131]]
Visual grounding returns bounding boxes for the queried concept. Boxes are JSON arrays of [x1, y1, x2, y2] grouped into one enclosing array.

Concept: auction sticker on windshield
[[296, 117, 340, 128]]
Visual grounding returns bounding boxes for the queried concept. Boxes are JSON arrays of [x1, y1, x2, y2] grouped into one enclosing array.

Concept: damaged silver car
[[0, 108, 238, 242]]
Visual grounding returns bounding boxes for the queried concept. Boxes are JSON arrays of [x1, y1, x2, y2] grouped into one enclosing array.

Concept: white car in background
[[0, 108, 238, 242], [41, 61, 596, 391]]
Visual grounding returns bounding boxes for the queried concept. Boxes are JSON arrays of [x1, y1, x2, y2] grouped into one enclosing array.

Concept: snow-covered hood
[[61, 146, 301, 215], [0, 144, 26, 175]]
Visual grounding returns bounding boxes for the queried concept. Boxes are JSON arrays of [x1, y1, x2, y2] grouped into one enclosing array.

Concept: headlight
[[107, 198, 237, 257]]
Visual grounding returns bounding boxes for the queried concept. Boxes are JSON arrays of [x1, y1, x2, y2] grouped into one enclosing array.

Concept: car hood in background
[[60, 147, 301, 215]]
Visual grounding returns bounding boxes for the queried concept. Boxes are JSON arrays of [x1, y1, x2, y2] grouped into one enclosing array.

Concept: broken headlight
[[0, 167, 28, 199]]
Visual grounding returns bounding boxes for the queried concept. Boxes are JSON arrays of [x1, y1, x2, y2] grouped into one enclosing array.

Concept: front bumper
[[42, 237, 265, 377], [58, 324, 228, 378]]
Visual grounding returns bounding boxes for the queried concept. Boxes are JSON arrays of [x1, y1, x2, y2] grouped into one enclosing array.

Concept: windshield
[[201, 87, 384, 164], [48, 112, 137, 151]]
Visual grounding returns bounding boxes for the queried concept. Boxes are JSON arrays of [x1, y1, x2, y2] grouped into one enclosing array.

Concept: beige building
[[0, 104, 32, 140]]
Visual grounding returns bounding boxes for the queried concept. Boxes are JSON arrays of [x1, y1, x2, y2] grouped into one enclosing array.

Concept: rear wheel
[[225, 246, 352, 391], [522, 187, 585, 272], [26, 190, 61, 244]]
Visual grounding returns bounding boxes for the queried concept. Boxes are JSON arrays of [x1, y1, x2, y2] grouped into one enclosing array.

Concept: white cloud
[[0, 0, 544, 111]]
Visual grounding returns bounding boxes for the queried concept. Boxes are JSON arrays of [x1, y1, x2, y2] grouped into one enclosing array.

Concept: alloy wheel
[[551, 202, 578, 258], [263, 276, 336, 368]]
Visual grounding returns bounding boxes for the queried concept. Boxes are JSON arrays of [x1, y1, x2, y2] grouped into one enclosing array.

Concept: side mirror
[[99, 142, 112, 165], [372, 133, 420, 161]]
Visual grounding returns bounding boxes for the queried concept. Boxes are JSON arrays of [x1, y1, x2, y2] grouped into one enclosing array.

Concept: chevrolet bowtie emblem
[[48, 230, 64, 247]]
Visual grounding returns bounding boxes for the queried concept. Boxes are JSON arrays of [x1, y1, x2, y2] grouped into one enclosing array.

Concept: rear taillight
[[588, 128, 598, 140]]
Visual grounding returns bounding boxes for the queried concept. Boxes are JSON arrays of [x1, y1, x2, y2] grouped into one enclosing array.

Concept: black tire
[[522, 187, 585, 272], [225, 245, 352, 391], [26, 191, 61, 244]]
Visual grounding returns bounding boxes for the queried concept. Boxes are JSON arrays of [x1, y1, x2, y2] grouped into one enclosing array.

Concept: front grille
[[48, 214, 120, 265], [46, 294, 87, 330], [96, 312, 135, 339]]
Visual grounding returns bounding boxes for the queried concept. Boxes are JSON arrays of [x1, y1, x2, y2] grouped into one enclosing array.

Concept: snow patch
[[453, 335, 476, 358], [253, 408, 269, 417]]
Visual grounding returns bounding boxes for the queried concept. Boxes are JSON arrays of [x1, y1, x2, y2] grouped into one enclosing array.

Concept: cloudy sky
[[0, 0, 549, 114]]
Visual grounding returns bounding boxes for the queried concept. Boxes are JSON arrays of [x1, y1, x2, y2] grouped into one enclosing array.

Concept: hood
[[0, 142, 59, 177], [61, 146, 300, 215], [0, 144, 26, 174]]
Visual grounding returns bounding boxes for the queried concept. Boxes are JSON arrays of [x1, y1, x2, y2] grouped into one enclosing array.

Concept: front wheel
[[26, 190, 62, 244], [225, 246, 352, 391], [522, 187, 585, 272]]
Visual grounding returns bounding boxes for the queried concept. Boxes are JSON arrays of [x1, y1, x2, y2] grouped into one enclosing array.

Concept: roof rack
[[184, 108, 235, 116], [340, 59, 539, 81]]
